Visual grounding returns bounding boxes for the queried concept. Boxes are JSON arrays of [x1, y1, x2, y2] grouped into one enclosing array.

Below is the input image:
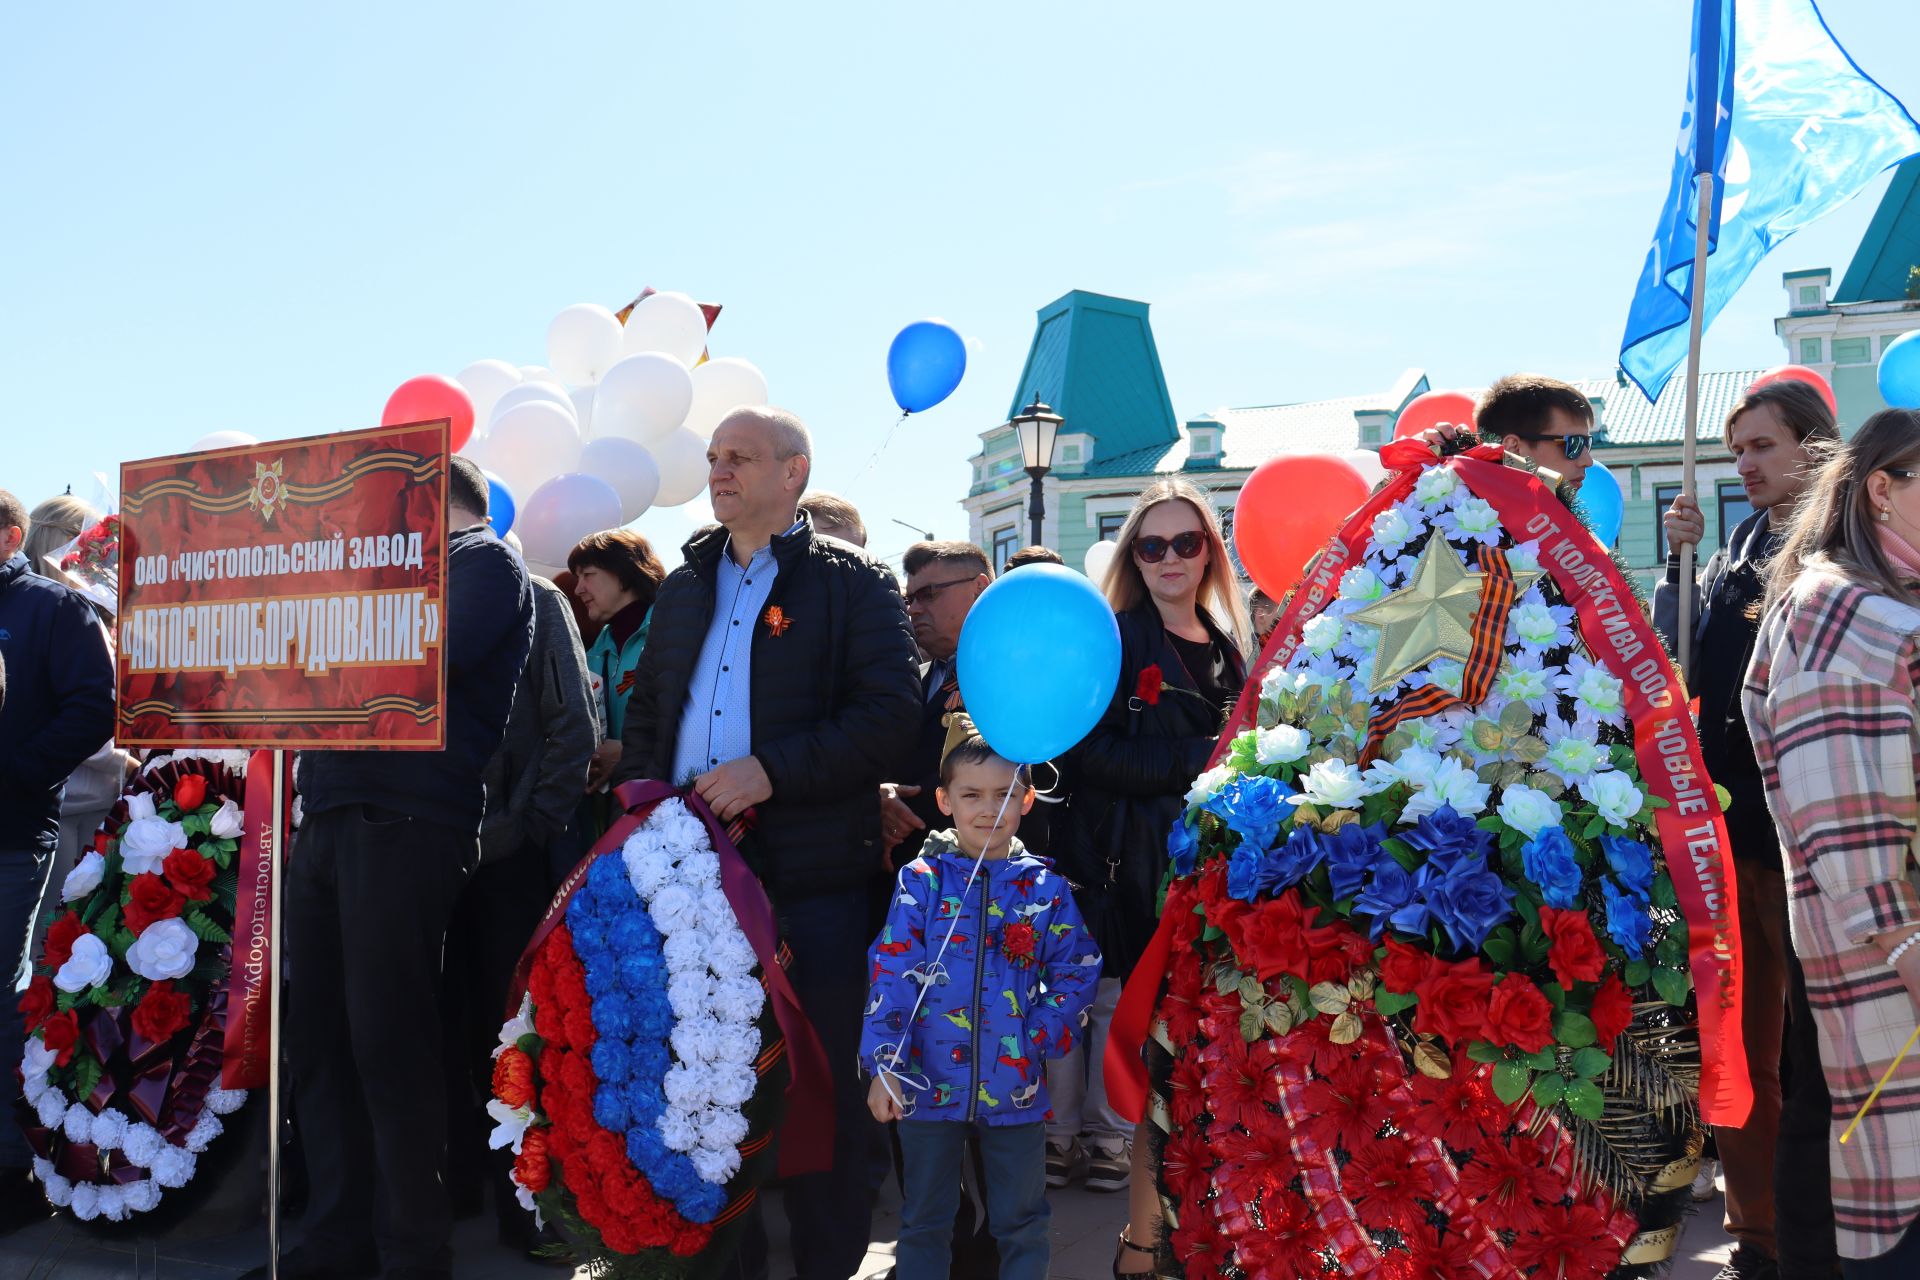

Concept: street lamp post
[[1011, 398, 1064, 549]]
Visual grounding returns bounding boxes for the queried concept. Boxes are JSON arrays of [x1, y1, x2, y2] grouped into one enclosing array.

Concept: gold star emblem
[[1349, 537, 1538, 694]]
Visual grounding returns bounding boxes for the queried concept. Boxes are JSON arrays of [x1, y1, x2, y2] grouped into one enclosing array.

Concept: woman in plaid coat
[[1746, 407, 1920, 1275]]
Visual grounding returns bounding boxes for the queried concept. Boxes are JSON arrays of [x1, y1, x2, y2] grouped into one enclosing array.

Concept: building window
[[1797, 285, 1822, 307], [1653, 483, 1684, 560], [1798, 337, 1823, 364], [1191, 431, 1215, 455], [1717, 481, 1755, 548], [1097, 513, 1127, 542], [1360, 423, 1382, 445], [990, 527, 1018, 573], [1833, 337, 1872, 365], [1060, 443, 1082, 463]]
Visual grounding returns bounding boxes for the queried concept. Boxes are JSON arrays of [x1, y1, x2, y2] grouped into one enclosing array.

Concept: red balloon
[[383, 373, 476, 452], [1750, 364, 1837, 414], [1393, 389, 1477, 441], [1233, 455, 1371, 597]]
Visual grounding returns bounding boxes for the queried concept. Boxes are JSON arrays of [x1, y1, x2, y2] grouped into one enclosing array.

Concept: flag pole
[[1677, 170, 1715, 685]]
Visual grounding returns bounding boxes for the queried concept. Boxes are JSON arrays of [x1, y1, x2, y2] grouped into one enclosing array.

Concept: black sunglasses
[[904, 576, 978, 608], [1511, 432, 1592, 461], [1132, 531, 1207, 563]]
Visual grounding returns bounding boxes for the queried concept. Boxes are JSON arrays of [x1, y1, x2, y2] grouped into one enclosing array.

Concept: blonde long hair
[[1101, 478, 1252, 654], [1765, 408, 1920, 610]]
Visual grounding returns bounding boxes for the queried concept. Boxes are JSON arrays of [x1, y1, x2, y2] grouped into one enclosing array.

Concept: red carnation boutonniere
[[1133, 663, 1164, 707], [763, 605, 792, 637], [1002, 920, 1038, 968]]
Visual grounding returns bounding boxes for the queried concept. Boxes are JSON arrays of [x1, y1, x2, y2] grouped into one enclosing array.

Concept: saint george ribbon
[[510, 779, 835, 1178], [1107, 441, 1752, 1128]]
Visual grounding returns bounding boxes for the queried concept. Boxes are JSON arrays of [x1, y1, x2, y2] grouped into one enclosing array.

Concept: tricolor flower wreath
[[490, 798, 786, 1276], [1148, 456, 1714, 1279], [17, 749, 258, 1222]]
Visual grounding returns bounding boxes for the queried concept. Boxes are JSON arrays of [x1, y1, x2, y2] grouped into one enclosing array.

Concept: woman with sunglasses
[[1745, 408, 1920, 1277], [1048, 479, 1249, 1257]]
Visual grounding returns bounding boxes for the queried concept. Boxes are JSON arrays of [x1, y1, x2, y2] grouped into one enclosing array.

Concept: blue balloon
[[484, 470, 517, 539], [956, 564, 1120, 764], [887, 319, 967, 414], [1880, 329, 1920, 409], [1582, 460, 1624, 550]]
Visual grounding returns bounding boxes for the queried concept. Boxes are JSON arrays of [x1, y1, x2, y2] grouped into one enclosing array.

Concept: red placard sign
[[116, 422, 450, 749]]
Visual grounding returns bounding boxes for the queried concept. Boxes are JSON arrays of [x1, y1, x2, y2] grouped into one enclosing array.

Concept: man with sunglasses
[[1475, 374, 1597, 491]]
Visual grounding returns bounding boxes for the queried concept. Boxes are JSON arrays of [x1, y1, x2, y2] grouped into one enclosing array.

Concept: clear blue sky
[[4, 1, 1915, 565]]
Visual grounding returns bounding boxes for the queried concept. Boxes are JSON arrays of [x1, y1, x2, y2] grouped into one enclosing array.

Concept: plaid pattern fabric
[[1745, 570, 1920, 1259]]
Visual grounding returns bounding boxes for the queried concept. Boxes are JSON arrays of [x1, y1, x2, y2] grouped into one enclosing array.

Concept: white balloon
[[490, 380, 577, 431], [456, 359, 522, 433], [620, 291, 708, 366], [580, 436, 661, 523], [517, 473, 624, 568], [1342, 449, 1388, 488], [546, 303, 624, 386], [486, 400, 581, 500], [568, 385, 595, 438], [650, 428, 710, 507], [685, 357, 770, 439], [1084, 539, 1118, 586], [518, 365, 557, 384], [190, 431, 257, 452], [593, 353, 693, 446], [525, 558, 565, 580]]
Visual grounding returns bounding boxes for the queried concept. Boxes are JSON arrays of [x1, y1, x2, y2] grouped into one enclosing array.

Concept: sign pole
[[268, 748, 286, 1280], [1677, 170, 1715, 686]]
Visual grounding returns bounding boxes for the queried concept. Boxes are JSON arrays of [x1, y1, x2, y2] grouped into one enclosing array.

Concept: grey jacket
[[480, 576, 599, 865]]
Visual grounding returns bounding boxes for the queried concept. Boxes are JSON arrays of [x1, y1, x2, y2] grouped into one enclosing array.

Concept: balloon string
[[874, 769, 1024, 1103], [853, 410, 912, 483]]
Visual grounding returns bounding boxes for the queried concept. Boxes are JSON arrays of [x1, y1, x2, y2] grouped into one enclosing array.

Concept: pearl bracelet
[[1889, 932, 1920, 968]]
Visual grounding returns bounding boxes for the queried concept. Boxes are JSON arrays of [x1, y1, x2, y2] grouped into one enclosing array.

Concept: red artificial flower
[[124, 873, 187, 935], [172, 774, 208, 812], [1540, 906, 1608, 989], [1484, 973, 1555, 1054], [1238, 1184, 1325, 1280], [1201, 1032, 1273, 1132], [131, 979, 193, 1043], [163, 847, 217, 902], [40, 1009, 80, 1067], [1508, 1202, 1623, 1279], [1457, 1132, 1560, 1234], [1196, 859, 1251, 941], [1407, 1069, 1500, 1150], [1379, 935, 1434, 995], [1304, 914, 1372, 987], [1001, 920, 1038, 968], [1168, 1050, 1209, 1128], [1344, 1136, 1431, 1229], [493, 1046, 536, 1109], [44, 911, 88, 970], [1170, 1217, 1220, 1274], [1160, 1125, 1214, 1206], [1135, 664, 1164, 706], [1383, 1221, 1486, 1280], [1589, 972, 1635, 1049], [1301, 1058, 1393, 1154], [1210, 1124, 1294, 1191], [18, 975, 55, 1033], [1412, 956, 1495, 1046]]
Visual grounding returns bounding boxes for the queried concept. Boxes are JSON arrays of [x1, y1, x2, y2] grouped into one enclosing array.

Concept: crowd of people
[[4, 378, 1920, 1279]]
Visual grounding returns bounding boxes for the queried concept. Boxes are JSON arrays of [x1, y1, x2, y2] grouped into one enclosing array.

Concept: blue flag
[[1619, 0, 1920, 402]]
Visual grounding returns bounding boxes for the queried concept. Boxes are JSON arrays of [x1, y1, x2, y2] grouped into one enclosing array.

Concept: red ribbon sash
[[1108, 443, 1752, 1127], [508, 780, 835, 1180], [222, 749, 286, 1090]]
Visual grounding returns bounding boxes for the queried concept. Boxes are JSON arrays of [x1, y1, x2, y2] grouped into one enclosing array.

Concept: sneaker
[[1691, 1157, 1720, 1202], [1045, 1137, 1087, 1188], [1085, 1139, 1131, 1193], [1710, 1244, 1778, 1280]]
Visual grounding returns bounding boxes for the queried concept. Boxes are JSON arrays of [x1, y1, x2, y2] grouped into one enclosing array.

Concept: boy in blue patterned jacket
[[861, 726, 1100, 1280]]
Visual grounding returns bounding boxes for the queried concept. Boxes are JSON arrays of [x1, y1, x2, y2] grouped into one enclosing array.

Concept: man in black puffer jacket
[[613, 406, 919, 1280]]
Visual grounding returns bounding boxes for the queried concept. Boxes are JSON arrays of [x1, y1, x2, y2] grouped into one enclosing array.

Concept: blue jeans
[[898, 1121, 1050, 1280], [2, 844, 54, 1170]]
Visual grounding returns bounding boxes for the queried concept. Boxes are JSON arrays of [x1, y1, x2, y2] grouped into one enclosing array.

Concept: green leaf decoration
[[1465, 1040, 1502, 1064], [1552, 1011, 1597, 1049], [1652, 966, 1691, 1008], [1531, 1073, 1567, 1108], [1482, 933, 1517, 967], [1650, 875, 1679, 910], [1372, 988, 1417, 1016], [1541, 982, 1568, 1011], [72, 1051, 103, 1102], [1563, 1078, 1605, 1120], [1492, 1059, 1532, 1104], [184, 911, 233, 944], [1499, 700, 1534, 736], [1572, 1047, 1613, 1078], [1524, 1048, 1559, 1071], [181, 814, 212, 837], [1623, 959, 1651, 988], [1239, 1006, 1265, 1043]]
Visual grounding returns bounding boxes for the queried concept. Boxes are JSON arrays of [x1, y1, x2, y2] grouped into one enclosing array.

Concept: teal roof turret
[[1005, 291, 1178, 462]]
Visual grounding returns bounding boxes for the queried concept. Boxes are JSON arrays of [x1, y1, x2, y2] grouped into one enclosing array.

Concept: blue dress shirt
[[670, 527, 792, 784]]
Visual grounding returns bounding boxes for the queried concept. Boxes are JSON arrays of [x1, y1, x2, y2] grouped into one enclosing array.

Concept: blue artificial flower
[[1602, 835, 1655, 900], [1352, 859, 1431, 940], [1603, 880, 1652, 960], [1167, 819, 1200, 878], [1204, 774, 1294, 855], [594, 1082, 633, 1133], [1521, 827, 1585, 909], [1399, 804, 1492, 869], [1320, 822, 1388, 900], [1421, 852, 1516, 953], [1226, 841, 1280, 902]]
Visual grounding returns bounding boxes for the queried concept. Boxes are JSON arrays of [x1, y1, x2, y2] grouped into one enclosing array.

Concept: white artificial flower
[[125, 793, 157, 822], [64, 1104, 94, 1143], [712, 976, 764, 1023], [148, 1146, 195, 1189], [89, 1108, 129, 1152], [1509, 597, 1576, 650], [1495, 665, 1555, 712], [1543, 732, 1607, 784], [707, 931, 757, 979], [119, 811, 187, 877], [487, 1097, 530, 1154], [1185, 764, 1235, 809], [1507, 540, 1544, 577], [1338, 566, 1388, 603], [709, 1065, 758, 1108], [649, 884, 701, 936], [625, 843, 676, 899], [667, 972, 713, 1019], [1447, 495, 1503, 544], [1582, 771, 1645, 828], [1413, 466, 1459, 507], [55, 933, 113, 993], [122, 1180, 162, 1214], [1401, 757, 1492, 821], [514, 1181, 545, 1229], [205, 1088, 248, 1115], [36, 1090, 67, 1130], [1254, 724, 1312, 766], [1497, 786, 1563, 838], [1371, 506, 1419, 557], [1403, 714, 1463, 753], [663, 1065, 710, 1109], [658, 1109, 700, 1153], [705, 1107, 751, 1148], [1365, 746, 1445, 792], [208, 799, 245, 840], [22, 1036, 58, 1082], [123, 1123, 166, 1167], [98, 1185, 130, 1222], [494, 995, 535, 1059], [125, 918, 198, 981], [1291, 759, 1371, 810], [692, 1145, 742, 1185], [1420, 660, 1467, 697], [70, 1182, 101, 1221], [62, 851, 106, 902], [183, 1111, 222, 1154], [1557, 657, 1627, 727], [1259, 664, 1301, 704], [1301, 613, 1343, 654]]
